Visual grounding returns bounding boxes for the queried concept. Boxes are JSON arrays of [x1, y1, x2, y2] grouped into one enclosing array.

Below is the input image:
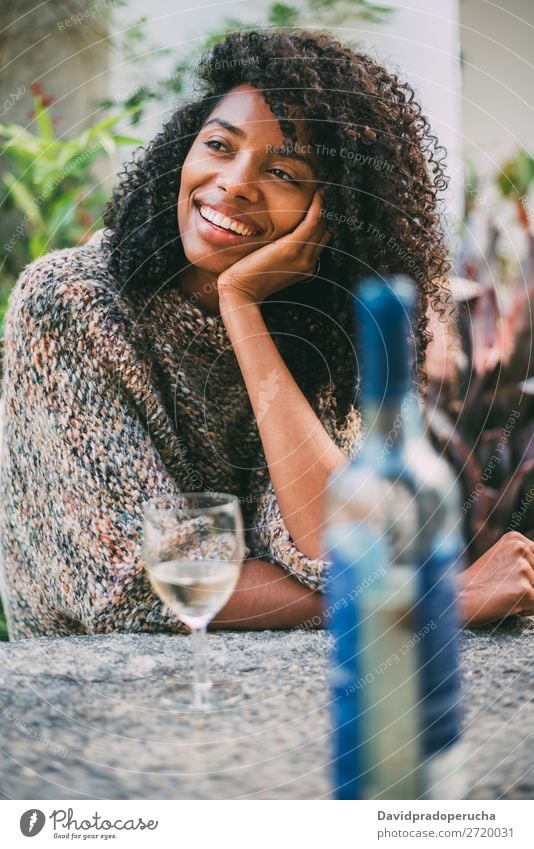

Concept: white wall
[[460, 0, 534, 178], [457, 0, 534, 268], [320, 0, 464, 230]]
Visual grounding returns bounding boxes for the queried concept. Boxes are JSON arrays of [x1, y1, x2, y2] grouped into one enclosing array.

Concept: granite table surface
[[0, 618, 533, 800]]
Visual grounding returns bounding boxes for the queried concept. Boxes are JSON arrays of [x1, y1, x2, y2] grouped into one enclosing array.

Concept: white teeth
[[199, 204, 255, 236]]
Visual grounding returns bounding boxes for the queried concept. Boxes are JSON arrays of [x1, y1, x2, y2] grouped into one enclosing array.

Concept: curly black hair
[[102, 28, 451, 429]]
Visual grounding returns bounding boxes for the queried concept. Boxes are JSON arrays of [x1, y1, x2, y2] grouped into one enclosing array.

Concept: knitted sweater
[[0, 229, 362, 639]]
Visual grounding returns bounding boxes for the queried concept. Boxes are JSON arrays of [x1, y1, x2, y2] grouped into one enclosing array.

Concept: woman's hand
[[217, 189, 330, 305], [457, 531, 534, 627]]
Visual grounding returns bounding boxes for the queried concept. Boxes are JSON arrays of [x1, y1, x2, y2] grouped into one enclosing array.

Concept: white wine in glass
[[148, 559, 241, 625], [143, 492, 245, 711]]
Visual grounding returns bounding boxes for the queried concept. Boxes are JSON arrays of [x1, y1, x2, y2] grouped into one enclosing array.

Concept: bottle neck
[[358, 385, 424, 463]]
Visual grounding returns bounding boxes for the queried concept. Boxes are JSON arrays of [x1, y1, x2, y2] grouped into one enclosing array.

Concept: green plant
[[496, 149, 534, 231], [0, 85, 142, 347], [0, 85, 142, 283]]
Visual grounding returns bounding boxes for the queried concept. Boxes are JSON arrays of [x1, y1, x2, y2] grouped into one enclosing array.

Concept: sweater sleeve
[[0, 256, 195, 638], [246, 397, 363, 593]]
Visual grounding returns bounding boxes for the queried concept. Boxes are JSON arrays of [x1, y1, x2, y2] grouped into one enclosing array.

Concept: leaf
[[95, 131, 116, 158], [110, 134, 144, 146], [46, 189, 84, 240], [0, 124, 44, 156], [500, 231, 534, 380], [2, 173, 44, 229], [55, 138, 84, 170], [33, 96, 56, 144], [86, 106, 142, 140], [202, 19, 250, 51], [268, 3, 300, 27], [496, 149, 534, 200], [55, 142, 107, 179], [28, 230, 48, 259], [309, 0, 393, 21], [470, 286, 501, 376]]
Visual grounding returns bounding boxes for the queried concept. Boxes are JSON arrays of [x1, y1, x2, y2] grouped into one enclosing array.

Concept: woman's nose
[[216, 153, 261, 203]]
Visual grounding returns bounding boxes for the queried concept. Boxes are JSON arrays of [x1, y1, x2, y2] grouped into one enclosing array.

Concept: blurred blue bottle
[[323, 275, 467, 800]]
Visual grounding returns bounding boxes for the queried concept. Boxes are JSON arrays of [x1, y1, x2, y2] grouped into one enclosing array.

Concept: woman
[[1, 30, 532, 639]]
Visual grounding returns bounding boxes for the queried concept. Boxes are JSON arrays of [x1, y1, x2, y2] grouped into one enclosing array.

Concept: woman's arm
[[209, 558, 323, 630], [212, 533, 534, 631], [218, 289, 346, 563]]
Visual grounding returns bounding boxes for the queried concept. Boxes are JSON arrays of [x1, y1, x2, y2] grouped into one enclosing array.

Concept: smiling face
[[177, 84, 318, 277]]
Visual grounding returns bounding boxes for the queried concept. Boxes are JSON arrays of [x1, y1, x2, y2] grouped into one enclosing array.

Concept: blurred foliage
[[432, 178, 534, 561], [496, 149, 534, 231], [0, 85, 142, 336], [308, 0, 393, 19], [428, 233, 534, 560], [268, 3, 301, 27], [496, 149, 534, 201]]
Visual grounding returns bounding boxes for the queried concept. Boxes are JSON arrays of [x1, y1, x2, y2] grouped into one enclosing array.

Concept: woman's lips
[[193, 202, 262, 246]]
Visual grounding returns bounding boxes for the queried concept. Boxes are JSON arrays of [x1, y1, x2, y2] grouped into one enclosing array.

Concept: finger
[[305, 228, 331, 262], [522, 543, 534, 579], [316, 228, 331, 247], [518, 583, 534, 616], [292, 189, 325, 237], [297, 215, 330, 256], [293, 230, 330, 276], [301, 222, 331, 263], [511, 532, 534, 574], [281, 223, 329, 271], [306, 188, 325, 221]]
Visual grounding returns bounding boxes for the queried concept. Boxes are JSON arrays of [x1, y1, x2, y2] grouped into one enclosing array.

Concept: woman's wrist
[[455, 570, 477, 628], [217, 276, 256, 313]]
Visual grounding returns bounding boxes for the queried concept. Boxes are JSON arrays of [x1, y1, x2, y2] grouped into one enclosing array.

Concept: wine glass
[[143, 492, 245, 711]]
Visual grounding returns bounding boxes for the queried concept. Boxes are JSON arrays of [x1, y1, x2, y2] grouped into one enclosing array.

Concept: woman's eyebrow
[[202, 117, 246, 137]]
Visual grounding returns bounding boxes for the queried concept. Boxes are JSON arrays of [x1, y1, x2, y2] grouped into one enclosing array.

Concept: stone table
[[0, 619, 533, 799]]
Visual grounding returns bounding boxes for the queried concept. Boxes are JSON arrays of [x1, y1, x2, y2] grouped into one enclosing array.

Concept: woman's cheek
[[272, 208, 307, 236]]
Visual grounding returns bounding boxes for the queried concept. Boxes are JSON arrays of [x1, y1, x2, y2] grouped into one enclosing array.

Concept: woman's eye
[[204, 139, 229, 153], [270, 168, 299, 184]]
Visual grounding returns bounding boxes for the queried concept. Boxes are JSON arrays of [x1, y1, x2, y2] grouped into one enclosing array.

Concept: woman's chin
[[181, 232, 266, 276], [182, 249, 241, 278], [188, 261, 232, 278]]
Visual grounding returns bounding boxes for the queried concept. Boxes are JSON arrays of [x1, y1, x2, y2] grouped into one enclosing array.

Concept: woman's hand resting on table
[[457, 531, 534, 627], [217, 189, 330, 306]]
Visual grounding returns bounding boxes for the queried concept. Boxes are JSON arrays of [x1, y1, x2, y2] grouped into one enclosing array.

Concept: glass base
[[171, 679, 243, 712]]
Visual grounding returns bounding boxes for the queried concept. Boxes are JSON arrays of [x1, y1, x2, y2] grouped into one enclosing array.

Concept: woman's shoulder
[[5, 229, 124, 332]]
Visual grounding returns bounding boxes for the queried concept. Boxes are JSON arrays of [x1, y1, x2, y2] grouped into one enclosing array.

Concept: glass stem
[[191, 624, 210, 710]]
